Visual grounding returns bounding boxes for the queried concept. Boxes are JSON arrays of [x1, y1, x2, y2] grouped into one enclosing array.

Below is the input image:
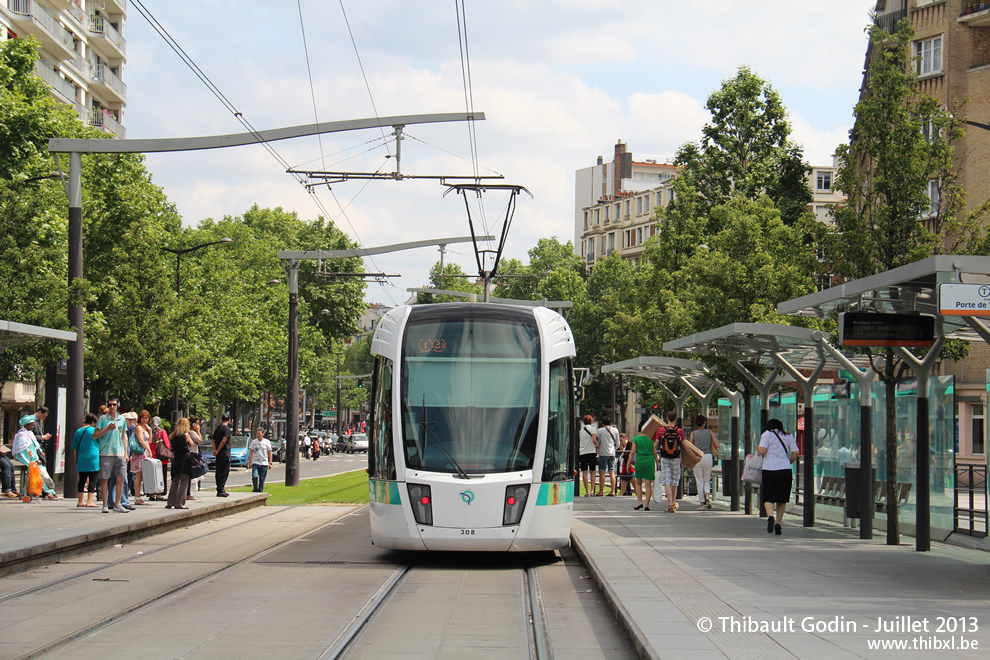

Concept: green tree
[[416, 261, 481, 303], [829, 21, 981, 545], [674, 66, 812, 228]]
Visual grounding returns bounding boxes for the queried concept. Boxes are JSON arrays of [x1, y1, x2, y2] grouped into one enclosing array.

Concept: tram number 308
[[460, 529, 476, 536]]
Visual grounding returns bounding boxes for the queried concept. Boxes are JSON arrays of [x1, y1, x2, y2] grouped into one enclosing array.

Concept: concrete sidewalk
[[570, 494, 990, 659], [0, 490, 267, 577]]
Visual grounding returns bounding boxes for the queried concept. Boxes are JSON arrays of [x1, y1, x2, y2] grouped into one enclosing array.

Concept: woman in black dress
[[166, 418, 196, 509]]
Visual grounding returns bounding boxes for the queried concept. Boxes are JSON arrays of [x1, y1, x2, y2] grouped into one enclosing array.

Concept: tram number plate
[[459, 529, 476, 535]]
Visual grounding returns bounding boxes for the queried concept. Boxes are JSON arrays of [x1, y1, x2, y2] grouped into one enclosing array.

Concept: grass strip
[[231, 470, 369, 505]]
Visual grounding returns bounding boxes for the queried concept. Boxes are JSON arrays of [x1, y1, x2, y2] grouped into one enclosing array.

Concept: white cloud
[[122, 1, 876, 300]]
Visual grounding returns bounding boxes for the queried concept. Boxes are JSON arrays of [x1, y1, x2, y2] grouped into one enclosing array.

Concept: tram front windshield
[[401, 317, 540, 474]]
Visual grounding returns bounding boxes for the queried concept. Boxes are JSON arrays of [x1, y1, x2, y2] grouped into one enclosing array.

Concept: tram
[[367, 302, 577, 551]]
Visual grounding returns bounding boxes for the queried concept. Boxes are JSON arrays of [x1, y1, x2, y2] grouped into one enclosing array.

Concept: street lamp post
[[161, 238, 233, 424]]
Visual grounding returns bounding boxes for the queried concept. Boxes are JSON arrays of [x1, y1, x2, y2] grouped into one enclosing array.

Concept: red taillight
[[507, 496, 516, 505], [421, 496, 430, 505]]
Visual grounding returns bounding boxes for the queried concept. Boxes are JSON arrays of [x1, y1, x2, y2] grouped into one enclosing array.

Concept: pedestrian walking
[[212, 413, 232, 497], [578, 415, 597, 496], [126, 411, 150, 505], [249, 428, 273, 492], [312, 436, 320, 460], [629, 432, 658, 511], [595, 415, 619, 496], [166, 418, 196, 509], [71, 413, 100, 507], [758, 419, 799, 535], [689, 414, 718, 510], [656, 411, 684, 512]]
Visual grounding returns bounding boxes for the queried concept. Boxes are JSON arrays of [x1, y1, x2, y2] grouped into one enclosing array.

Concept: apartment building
[[576, 140, 844, 269], [575, 141, 678, 269], [871, 0, 990, 465], [1, 0, 127, 137]]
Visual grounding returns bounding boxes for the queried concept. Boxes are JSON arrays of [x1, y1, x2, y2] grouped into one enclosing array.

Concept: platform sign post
[[939, 283, 990, 316]]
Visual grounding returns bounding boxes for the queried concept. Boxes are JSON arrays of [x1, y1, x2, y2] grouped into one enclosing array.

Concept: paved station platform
[[571, 493, 990, 659], [0, 490, 267, 577], [4, 487, 989, 659]]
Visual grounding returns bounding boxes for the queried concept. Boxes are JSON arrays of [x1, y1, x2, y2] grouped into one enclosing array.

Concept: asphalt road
[[201, 449, 369, 491]]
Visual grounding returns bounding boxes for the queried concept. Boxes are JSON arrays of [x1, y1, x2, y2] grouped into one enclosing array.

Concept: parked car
[[200, 443, 215, 469], [229, 435, 249, 468], [270, 437, 285, 463], [345, 433, 369, 454]]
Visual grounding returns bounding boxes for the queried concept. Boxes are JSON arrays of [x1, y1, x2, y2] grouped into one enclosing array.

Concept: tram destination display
[[839, 312, 935, 347]]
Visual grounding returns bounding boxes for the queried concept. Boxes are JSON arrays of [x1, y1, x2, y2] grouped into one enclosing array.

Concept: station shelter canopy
[[0, 320, 76, 352], [778, 255, 990, 342]]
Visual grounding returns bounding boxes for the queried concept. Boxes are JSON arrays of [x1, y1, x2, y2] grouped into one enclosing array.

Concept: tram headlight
[[503, 484, 530, 526], [407, 483, 433, 525]]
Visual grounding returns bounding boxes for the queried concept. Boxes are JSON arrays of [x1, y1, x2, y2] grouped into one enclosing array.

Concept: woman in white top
[[757, 418, 799, 535]]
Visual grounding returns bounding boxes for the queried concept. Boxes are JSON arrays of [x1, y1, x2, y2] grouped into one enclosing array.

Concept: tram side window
[[542, 358, 574, 482], [370, 357, 396, 480]]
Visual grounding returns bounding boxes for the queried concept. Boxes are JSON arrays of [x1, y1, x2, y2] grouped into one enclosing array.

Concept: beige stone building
[[1, 0, 127, 137], [869, 1, 990, 464]]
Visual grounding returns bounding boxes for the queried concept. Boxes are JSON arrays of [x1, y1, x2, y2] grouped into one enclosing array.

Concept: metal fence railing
[[954, 465, 988, 537]]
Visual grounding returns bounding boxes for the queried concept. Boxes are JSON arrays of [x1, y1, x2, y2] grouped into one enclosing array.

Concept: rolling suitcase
[[142, 457, 164, 495]]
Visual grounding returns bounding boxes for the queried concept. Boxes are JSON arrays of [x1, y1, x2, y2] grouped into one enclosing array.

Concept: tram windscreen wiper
[[421, 395, 473, 479]]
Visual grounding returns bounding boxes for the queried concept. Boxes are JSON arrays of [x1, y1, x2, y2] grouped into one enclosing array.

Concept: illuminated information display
[[839, 312, 935, 347]]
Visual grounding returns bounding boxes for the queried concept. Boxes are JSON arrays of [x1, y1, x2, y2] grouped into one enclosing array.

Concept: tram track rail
[[0, 506, 288, 605], [319, 560, 555, 660], [13, 506, 369, 660]]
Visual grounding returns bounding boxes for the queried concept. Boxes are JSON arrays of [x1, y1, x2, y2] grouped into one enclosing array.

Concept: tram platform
[[0, 490, 268, 577], [570, 493, 990, 659]]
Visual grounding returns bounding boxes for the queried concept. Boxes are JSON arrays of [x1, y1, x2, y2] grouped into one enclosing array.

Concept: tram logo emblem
[[459, 490, 475, 505]]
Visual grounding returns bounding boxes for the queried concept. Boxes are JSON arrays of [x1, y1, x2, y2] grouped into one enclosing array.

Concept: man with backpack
[[655, 411, 684, 512], [595, 415, 619, 496]]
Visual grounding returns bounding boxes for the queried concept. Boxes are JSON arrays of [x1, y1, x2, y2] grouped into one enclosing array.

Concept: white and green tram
[[367, 303, 577, 551]]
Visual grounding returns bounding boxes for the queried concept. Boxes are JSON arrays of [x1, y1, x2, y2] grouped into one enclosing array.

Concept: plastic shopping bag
[[741, 453, 764, 485]]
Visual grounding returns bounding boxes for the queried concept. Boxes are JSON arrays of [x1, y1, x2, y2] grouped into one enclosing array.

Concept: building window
[[583, 211, 588, 229], [624, 200, 630, 217], [816, 170, 833, 191], [923, 180, 939, 217], [624, 230, 630, 248], [636, 197, 642, 214], [921, 118, 937, 142], [614, 203, 620, 220], [637, 227, 643, 245], [607, 232, 615, 254], [604, 205, 609, 222], [915, 36, 942, 76], [594, 209, 600, 225], [586, 239, 595, 262], [973, 404, 984, 455]]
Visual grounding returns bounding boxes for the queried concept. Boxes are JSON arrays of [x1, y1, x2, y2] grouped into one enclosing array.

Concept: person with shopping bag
[[757, 419, 799, 535]]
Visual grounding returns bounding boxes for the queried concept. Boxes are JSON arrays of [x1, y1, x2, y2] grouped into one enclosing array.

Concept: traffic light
[[357, 378, 364, 389]]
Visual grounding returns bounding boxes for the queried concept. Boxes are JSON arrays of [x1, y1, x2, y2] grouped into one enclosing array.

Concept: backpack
[[660, 426, 680, 458]]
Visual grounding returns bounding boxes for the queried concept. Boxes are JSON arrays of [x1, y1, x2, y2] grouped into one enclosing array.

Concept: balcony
[[875, 8, 908, 33], [48, 0, 85, 25], [34, 61, 76, 104], [5, 0, 77, 61], [959, 3, 990, 26], [90, 108, 125, 137], [1, 380, 37, 405], [104, 0, 127, 17], [90, 62, 126, 102], [89, 14, 126, 60]]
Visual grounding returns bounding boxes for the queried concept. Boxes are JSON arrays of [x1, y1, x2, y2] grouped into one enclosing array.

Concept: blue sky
[[125, 1, 875, 305]]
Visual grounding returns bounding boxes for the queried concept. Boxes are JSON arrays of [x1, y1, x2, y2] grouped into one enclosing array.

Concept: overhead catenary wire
[[297, 0, 327, 171], [132, 0, 398, 306]]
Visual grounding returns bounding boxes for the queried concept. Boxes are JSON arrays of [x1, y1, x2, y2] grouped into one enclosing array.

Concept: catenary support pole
[[286, 261, 300, 488], [63, 152, 83, 499]]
